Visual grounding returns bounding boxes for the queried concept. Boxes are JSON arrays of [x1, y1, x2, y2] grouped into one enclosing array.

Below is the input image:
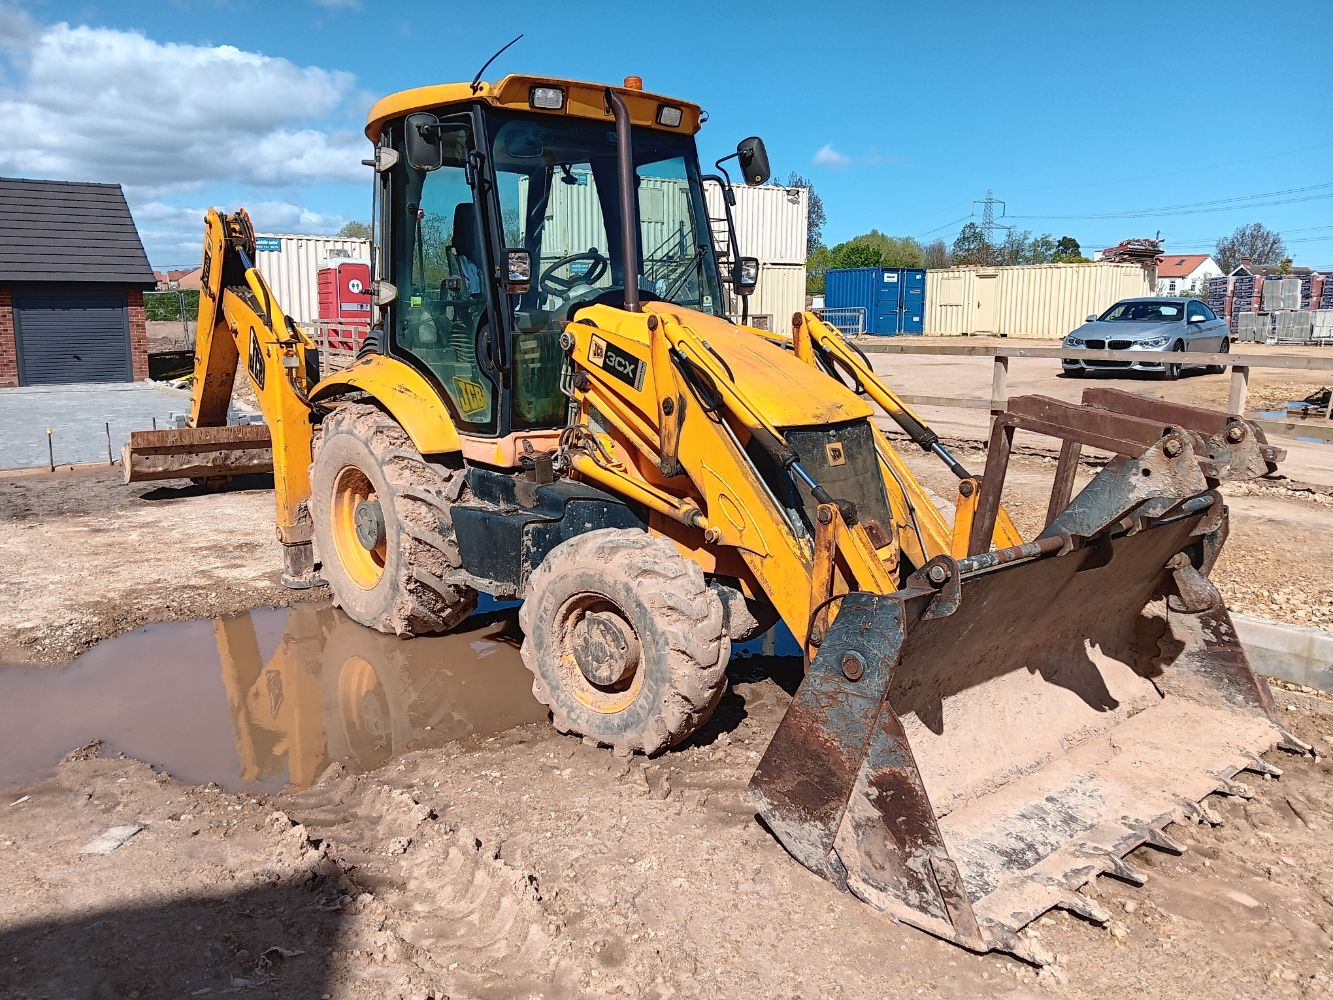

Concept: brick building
[[0, 178, 156, 387]]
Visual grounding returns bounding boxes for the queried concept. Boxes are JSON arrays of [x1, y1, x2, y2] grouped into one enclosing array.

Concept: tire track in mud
[[280, 769, 670, 999]]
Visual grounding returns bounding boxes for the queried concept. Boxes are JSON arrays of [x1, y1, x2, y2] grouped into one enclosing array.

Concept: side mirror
[[733, 256, 759, 295], [1187, 314, 1205, 324], [1085, 314, 1098, 323], [736, 137, 770, 186], [405, 112, 445, 172], [503, 248, 531, 294]]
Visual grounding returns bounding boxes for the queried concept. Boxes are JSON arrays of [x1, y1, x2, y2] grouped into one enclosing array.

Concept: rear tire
[[519, 529, 730, 755], [310, 402, 476, 636], [1158, 341, 1185, 381]]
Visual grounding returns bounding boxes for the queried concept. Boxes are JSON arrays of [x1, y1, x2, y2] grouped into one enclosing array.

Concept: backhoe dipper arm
[[125, 208, 322, 586]]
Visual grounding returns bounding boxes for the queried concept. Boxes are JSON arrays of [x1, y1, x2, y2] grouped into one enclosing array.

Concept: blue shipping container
[[824, 267, 926, 335]]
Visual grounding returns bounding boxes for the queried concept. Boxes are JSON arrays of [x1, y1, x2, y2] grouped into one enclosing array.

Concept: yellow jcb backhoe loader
[[125, 72, 1305, 961]]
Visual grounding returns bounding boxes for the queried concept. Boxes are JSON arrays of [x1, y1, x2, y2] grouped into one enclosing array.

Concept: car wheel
[[1158, 341, 1185, 381], [1206, 335, 1230, 375]]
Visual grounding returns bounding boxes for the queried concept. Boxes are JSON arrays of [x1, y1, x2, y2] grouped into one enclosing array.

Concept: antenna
[[471, 34, 524, 94]]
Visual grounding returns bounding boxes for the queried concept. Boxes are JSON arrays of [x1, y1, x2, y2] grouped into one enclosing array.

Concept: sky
[[1, 0, 1330, 269]]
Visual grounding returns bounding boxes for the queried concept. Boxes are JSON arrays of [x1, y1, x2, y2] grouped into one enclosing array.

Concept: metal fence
[[812, 306, 867, 336]]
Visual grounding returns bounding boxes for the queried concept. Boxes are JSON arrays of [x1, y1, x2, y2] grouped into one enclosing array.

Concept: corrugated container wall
[[254, 233, 372, 325], [740, 264, 807, 335], [925, 263, 1151, 339], [705, 184, 808, 265]]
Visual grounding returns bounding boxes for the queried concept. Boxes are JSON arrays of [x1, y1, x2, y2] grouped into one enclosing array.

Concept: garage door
[[14, 286, 131, 385]]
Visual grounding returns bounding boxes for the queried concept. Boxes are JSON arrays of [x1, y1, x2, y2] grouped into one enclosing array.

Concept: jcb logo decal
[[825, 442, 846, 467], [588, 336, 607, 365], [451, 376, 488, 416]]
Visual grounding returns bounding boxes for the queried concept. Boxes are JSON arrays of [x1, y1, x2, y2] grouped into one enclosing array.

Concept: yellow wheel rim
[[330, 465, 386, 590], [556, 596, 645, 715]]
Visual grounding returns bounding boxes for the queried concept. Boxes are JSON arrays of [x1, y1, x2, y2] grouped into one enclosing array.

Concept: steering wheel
[[540, 250, 609, 295]]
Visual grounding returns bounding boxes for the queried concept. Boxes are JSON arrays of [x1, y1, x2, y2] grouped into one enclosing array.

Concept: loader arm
[[557, 298, 1306, 961], [124, 208, 323, 585]]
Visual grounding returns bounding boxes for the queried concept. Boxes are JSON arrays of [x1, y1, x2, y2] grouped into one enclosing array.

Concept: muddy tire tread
[[518, 528, 729, 754], [310, 402, 476, 636]]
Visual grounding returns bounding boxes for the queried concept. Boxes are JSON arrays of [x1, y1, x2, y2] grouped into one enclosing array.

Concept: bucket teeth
[[1128, 822, 1186, 855], [1179, 798, 1223, 826], [1057, 892, 1112, 925], [1214, 775, 1252, 799], [1277, 730, 1314, 756], [1241, 753, 1283, 778], [1100, 852, 1148, 887]]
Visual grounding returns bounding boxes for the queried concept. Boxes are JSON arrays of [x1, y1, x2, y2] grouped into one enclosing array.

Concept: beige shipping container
[[254, 233, 372, 325], [731, 263, 806, 335], [925, 263, 1151, 339], [705, 183, 808, 266]]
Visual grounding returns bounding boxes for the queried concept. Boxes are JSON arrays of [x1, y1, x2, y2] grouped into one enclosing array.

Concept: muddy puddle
[[0, 601, 547, 794]]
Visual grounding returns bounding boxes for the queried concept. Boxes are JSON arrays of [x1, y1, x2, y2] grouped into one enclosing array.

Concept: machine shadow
[[0, 879, 346, 999], [138, 472, 275, 501]]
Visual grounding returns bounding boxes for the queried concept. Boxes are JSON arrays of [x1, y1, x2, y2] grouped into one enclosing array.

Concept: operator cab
[[364, 76, 768, 442]]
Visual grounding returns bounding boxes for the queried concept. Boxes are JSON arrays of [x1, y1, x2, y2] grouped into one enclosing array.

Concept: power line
[[915, 213, 973, 239], [1009, 181, 1333, 221]]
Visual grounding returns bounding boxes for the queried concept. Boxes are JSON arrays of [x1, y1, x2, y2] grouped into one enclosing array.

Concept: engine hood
[[644, 302, 875, 427], [1070, 319, 1183, 341]]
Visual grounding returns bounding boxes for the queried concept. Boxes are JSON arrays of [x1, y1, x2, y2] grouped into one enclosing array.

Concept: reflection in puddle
[[0, 602, 547, 794]]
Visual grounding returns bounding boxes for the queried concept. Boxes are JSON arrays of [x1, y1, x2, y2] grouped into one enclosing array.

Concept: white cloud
[[0, 18, 367, 193], [812, 144, 852, 170], [134, 199, 353, 265]]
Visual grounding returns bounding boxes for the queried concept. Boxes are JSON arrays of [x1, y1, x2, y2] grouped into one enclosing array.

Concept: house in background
[[154, 267, 202, 290], [0, 177, 156, 387], [1228, 256, 1314, 278], [1155, 254, 1221, 296]]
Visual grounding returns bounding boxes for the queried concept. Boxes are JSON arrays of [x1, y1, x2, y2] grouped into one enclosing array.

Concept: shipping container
[[704, 183, 808, 265], [731, 263, 806, 335], [924, 263, 1150, 339], [824, 267, 927, 335], [254, 233, 372, 325]]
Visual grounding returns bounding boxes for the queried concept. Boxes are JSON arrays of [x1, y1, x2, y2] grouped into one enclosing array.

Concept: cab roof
[[365, 75, 704, 142]]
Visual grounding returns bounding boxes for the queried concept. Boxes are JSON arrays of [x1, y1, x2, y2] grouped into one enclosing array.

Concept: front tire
[[1206, 335, 1230, 375], [1158, 341, 1185, 381], [309, 403, 476, 636], [519, 529, 730, 755]]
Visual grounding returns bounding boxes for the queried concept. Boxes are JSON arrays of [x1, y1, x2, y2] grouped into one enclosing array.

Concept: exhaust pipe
[[606, 88, 640, 313]]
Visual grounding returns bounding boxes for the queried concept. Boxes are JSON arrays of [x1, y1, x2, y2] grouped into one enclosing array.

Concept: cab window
[[389, 119, 498, 434]]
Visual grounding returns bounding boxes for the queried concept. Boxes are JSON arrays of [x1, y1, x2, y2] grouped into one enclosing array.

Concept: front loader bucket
[[750, 496, 1306, 960]]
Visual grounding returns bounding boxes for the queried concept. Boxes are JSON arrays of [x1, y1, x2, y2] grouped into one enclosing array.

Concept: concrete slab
[[0, 383, 192, 471], [1234, 613, 1333, 693]]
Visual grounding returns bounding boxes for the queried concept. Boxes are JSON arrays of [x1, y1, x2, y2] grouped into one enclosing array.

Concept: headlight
[[1139, 336, 1170, 349], [1065, 336, 1085, 347], [529, 86, 565, 110]]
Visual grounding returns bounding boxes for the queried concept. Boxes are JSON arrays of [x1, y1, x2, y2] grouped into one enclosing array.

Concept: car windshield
[[1099, 301, 1182, 323]]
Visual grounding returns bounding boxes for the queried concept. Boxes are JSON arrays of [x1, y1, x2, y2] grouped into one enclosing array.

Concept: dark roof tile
[[0, 177, 156, 285]]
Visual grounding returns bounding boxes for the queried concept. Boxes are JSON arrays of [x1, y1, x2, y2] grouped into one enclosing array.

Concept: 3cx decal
[[587, 335, 645, 391]]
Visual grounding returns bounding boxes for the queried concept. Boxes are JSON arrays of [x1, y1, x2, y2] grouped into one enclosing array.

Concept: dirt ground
[[0, 467, 322, 665], [3, 393, 1333, 996]]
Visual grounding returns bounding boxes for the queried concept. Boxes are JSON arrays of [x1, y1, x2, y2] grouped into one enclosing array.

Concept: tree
[[922, 239, 950, 269], [1215, 223, 1288, 273], [1053, 235, 1083, 262], [951, 222, 998, 266], [776, 171, 825, 257], [337, 220, 373, 240], [827, 230, 924, 270], [807, 244, 833, 294]]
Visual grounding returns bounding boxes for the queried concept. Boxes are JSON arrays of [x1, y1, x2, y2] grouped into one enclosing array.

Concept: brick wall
[[127, 287, 148, 380], [0, 287, 15, 387]]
